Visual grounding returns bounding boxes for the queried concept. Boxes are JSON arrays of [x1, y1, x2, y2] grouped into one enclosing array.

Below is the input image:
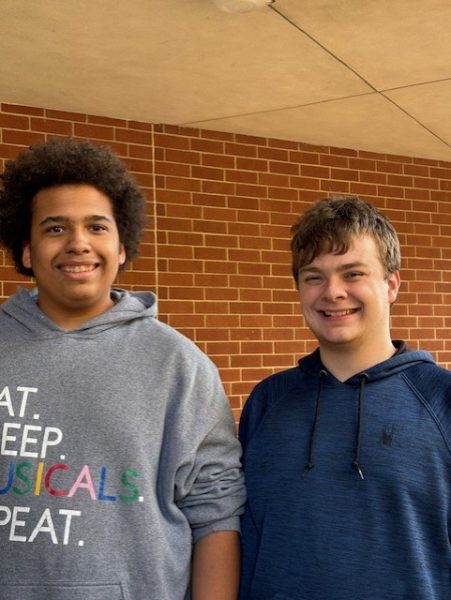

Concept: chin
[[320, 335, 357, 347]]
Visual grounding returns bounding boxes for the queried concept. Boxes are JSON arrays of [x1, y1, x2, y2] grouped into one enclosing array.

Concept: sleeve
[[239, 379, 269, 460], [173, 354, 246, 544], [238, 383, 267, 599]]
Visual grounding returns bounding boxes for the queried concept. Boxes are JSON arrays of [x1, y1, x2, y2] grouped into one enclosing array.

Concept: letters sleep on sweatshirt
[[239, 344, 451, 600], [0, 287, 246, 600]]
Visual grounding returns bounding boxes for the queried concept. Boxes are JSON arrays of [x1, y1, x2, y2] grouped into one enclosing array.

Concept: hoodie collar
[[299, 342, 435, 480], [298, 341, 434, 385], [0, 287, 157, 337]]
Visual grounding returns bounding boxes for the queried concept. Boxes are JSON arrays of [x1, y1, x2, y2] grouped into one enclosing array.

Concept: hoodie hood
[[298, 341, 435, 384], [298, 343, 436, 479], [0, 287, 157, 338]]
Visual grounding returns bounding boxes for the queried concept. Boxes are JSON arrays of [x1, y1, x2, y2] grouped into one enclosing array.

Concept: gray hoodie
[[0, 288, 245, 600]]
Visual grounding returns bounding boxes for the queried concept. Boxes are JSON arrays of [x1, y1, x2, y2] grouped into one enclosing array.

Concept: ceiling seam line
[[269, 4, 377, 92], [178, 92, 377, 126], [382, 76, 451, 93], [269, 4, 451, 151], [379, 93, 451, 149]]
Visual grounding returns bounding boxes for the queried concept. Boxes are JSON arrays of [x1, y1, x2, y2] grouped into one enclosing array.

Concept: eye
[[345, 271, 364, 279], [89, 224, 108, 232], [303, 274, 323, 284], [45, 225, 64, 234]]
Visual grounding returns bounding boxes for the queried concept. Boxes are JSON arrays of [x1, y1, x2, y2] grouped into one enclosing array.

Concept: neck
[[319, 339, 397, 382]]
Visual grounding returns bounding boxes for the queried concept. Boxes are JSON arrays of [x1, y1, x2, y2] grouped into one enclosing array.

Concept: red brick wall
[[2, 102, 451, 421]]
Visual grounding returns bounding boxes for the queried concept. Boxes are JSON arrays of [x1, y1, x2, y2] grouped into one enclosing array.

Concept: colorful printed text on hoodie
[[239, 343, 451, 600], [0, 288, 246, 600]]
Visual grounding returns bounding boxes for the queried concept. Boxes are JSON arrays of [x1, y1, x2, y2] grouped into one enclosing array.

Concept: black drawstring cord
[[352, 373, 368, 480], [304, 369, 327, 474]]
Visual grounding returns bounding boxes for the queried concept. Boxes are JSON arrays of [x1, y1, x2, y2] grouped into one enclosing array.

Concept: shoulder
[[155, 319, 218, 369], [134, 315, 215, 365], [383, 345, 451, 404], [402, 359, 451, 396], [122, 316, 224, 406], [249, 366, 302, 399], [402, 360, 451, 448], [239, 366, 302, 446]]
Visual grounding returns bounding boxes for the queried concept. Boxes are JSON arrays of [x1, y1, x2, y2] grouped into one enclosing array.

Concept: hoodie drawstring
[[304, 369, 327, 473], [352, 373, 368, 480], [304, 370, 369, 480]]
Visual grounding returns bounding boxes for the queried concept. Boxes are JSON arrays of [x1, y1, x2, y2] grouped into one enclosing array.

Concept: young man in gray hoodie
[[0, 137, 246, 600]]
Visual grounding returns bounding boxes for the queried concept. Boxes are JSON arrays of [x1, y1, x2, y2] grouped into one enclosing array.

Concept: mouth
[[58, 264, 98, 273], [320, 308, 359, 317]]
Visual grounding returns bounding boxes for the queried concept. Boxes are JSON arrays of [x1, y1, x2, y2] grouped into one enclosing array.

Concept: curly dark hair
[[0, 137, 147, 276]]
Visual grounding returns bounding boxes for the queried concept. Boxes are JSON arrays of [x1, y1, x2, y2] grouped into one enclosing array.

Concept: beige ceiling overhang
[[1, 0, 451, 160]]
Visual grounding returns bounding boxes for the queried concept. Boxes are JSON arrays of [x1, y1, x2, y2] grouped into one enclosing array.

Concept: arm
[[191, 530, 240, 600], [171, 349, 245, 598]]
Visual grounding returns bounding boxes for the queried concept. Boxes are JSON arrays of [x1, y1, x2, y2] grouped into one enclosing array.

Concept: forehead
[[303, 234, 382, 269], [31, 184, 114, 222]]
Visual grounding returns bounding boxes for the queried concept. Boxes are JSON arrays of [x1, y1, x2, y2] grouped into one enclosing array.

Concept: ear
[[119, 243, 126, 266], [22, 243, 32, 269], [387, 271, 401, 304]]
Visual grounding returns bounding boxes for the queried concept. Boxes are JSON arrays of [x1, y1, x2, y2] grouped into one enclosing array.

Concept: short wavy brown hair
[[0, 137, 147, 276], [291, 196, 401, 287]]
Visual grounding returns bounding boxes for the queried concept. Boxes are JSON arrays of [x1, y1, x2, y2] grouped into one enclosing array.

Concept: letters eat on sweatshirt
[[0, 288, 245, 600], [240, 344, 451, 600]]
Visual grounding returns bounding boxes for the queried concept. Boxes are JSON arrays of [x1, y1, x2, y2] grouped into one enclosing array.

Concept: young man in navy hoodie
[[239, 196, 450, 600], [0, 137, 245, 600]]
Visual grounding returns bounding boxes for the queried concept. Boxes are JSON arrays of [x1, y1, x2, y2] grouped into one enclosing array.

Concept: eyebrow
[[300, 261, 368, 273], [38, 215, 114, 227]]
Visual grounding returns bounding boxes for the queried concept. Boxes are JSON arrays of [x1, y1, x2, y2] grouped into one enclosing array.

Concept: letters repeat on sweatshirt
[[0, 385, 142, 546]]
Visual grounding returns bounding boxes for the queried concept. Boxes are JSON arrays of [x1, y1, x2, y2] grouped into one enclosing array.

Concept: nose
[[322, 276, 347, 301], [64, 227, 91, 254]]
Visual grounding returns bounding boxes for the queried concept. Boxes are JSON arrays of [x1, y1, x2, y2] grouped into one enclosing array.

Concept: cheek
[[299, 289, 318, 307]]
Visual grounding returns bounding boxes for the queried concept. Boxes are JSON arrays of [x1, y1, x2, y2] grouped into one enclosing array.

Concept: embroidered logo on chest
[[381, 424, 395, 446]]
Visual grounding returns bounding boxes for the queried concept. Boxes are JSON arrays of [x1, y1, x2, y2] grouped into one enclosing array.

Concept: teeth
[[324, 309, 353, 317], [61, 265, 95, 273]]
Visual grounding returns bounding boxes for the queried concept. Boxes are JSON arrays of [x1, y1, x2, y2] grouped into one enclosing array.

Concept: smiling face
[[22, 184, 126, 330], [298, 234, 400, 360]]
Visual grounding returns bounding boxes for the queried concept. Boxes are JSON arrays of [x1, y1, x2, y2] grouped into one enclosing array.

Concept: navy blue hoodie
[[239, 343, 451, 600]]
